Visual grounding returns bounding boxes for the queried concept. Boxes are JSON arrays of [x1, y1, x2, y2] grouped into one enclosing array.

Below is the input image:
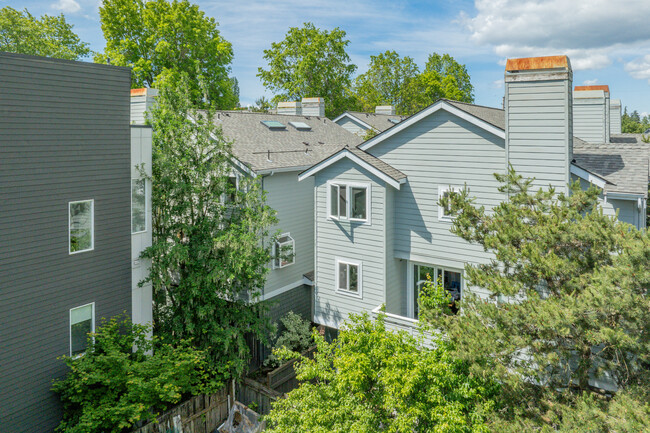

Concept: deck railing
[[370, 305, 437, 348]]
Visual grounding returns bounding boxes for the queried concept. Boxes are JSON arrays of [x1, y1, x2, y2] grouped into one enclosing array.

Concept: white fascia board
[[257, 165, 311, 175], [605, 192, 645, 200], [360, 101, 505, 151], [332, 112, 375, 131], [298, 149, 402, 189], [570, 164, 608, 189]]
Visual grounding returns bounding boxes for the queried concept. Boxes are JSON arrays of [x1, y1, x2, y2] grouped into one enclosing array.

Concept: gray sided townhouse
[[129, 93, 361, 324], [333, 105, 408, 137], [299, 55, 648, 338], [0, 53, 152, 433]]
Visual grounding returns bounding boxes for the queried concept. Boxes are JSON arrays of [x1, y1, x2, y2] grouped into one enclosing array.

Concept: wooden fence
[[133, 388, 230, 433], [266, 346, 316, 394], [236, 377, 283, 416]]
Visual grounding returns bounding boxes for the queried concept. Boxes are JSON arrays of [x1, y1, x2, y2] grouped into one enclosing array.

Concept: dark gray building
[[0, 52, 134, 432]]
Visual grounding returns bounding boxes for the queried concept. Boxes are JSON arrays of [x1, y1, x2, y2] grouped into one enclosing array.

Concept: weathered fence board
[[236, 377, 283, 416], [133, 388, 230, 433]]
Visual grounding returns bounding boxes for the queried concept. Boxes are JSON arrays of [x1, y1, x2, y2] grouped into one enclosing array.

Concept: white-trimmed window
[[131, 179, 146, 233], [273, 233, 295, 269], [70, 303, 95, 356], [410, 263, 462, 318], [438, 186, 458, 222], [69, 200, 94, 254], [328, 182, 370, 222], [335, 258, 362, 298]]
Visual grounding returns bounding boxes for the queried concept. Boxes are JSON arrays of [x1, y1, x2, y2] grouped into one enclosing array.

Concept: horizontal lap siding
[[506, 79, 571, 193], [263, 173, 314, 294], [314, 161, 386, 328], [335, 116, 366, 136], [369, 111, 506, 295], [574, 99, 606, 143], [0, 53, 132, 433]]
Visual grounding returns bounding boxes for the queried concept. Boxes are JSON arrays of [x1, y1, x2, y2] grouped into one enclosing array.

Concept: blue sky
[[8, 0, 650, 115]]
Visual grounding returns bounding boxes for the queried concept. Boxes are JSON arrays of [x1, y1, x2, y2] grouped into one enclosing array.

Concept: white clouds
[[464, 0, 650, 71], [625, 55, 650, 84], [51, 0, 82, 13], [583, 79, 599, 85]]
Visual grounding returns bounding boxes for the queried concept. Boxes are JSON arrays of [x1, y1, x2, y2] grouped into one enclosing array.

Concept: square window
[[70, 303, 94, 356], [327, 183, 369, 222], [274, 233, 295, 269], [131, 179, 146, 233], [69, 200, 94, 254], [336, 259, 362, 297]]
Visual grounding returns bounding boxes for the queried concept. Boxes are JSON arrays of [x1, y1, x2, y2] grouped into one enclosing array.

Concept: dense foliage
[[97, 0, 237, 108], [264, 311, 313, 368], [621, 107, 650, 133], [258, 22, 357, 118], [0, 7, 90, 60], [142, 74, 277, 381], [52, 316, 213, 433], [265, 313, 499, 433], [423, 167, 650, 430]]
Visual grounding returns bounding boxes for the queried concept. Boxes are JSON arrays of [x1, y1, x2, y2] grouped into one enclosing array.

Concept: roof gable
[[359, 100, 506, 151]]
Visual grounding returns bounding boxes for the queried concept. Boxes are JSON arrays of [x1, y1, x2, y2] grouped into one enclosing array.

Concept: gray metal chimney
[[301, 97, 325, 117], [277, 101, 302, 115], [375, 105, 395, 115], [505, 55, 573, 194], [610, 98, 622, 134]]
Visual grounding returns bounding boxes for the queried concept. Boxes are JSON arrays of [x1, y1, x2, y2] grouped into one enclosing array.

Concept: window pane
[[351, 187, 366, 219], [443, 270, 462, 300], [338, 262, 348, 290], [131, 179, 146, 233], [349, 264, 358, 292], [339, 186, 347, 218], [330, 184, 338, 218], [70, 304, 93, 356], [418, 265, 435, 283], [70, 201, 93, 252], [226, 176, 237, 203]]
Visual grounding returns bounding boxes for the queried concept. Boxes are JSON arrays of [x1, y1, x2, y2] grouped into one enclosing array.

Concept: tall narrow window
[[330, 184, 339, 218], [131, 179, 146, 233], [339, 186, 347, 218], [69, 200, 94, 254], [70, 303, 94, 356], [336, 259, 361, 297], [273, 233, 295, 269], [438, 186, 458, 221], [350, 187, 367, 220]]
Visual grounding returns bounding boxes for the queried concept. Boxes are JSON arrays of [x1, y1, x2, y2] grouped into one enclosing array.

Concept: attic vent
[[289, 121, 311, 130], [261, 120, 286, 130], [388, 118, 400, 124]]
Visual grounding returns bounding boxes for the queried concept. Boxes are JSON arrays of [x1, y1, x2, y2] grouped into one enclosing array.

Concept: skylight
[[289, 121, 312, 130], [388, 118, 400, 124], [261, 120, 286, 129]]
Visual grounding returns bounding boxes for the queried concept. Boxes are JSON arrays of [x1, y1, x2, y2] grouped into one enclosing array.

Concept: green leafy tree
[[0, 7, 90, 60], [253, 96, 273, 113], [352, 50, 420, 115], [142, 73, 277, 380], [97, 0, 237, 108], [257, 22, 357, 118], [621, 106, 650, 133], [264, 311, 313, 368], [413, 53, 474, 112], [423, 168, 650, 428], [265, 313, 499, 433], [52, 315, 213, 433]]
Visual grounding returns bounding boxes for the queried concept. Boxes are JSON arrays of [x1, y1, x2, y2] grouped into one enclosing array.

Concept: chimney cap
[[505, 55, 570, 72], [301, 97, 324, 103], [277, 101, 301, 108], [575, 85, 609, 93], [130, 88, 158, 97]]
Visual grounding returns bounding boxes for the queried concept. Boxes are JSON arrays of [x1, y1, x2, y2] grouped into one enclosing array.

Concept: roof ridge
[[443, 99, 504, 112]]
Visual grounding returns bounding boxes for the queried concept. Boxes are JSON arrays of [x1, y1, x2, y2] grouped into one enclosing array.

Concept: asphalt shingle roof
[[444, 99, 506, 130], [346, 147, 407, 183], [212, 111, 362, 172], [573, 140, 649, 196], [345, 111, 408, 132]]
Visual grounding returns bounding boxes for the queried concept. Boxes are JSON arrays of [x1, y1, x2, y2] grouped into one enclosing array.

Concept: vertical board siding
[[0, 53, 132, 433], [506, 78, 572, 193], [263, 173, 314, 294], [314, 160, 387, 328], [369, 110, 506, 299], [573, 96, 607, 143]]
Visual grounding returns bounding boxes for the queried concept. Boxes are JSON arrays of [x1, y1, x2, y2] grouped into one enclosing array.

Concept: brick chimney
[[301, 97, 325, 117], [574, 85, 610, 143], [505, 55, 573, 194], [277, 101, 302, 116]]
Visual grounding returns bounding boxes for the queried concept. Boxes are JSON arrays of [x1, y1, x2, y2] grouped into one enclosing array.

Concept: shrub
[[264, 311, 312, 368], [52, 315, 218, 433]]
